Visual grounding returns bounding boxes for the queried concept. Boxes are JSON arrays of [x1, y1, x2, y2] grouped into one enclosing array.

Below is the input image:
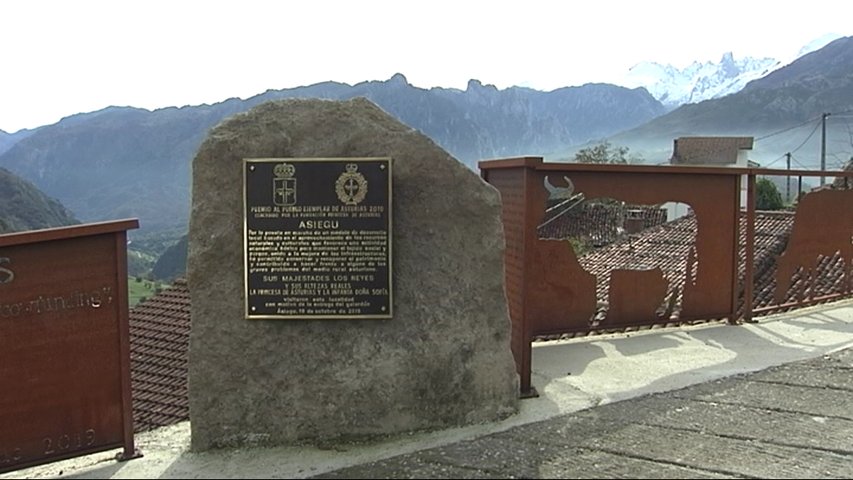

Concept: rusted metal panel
[[743, 175, 756, 322], [0, 220, 138, 473], [483, 167, 531, 393], [478, 156, 544, 171], [525, 238, 597, 335], [529, 167, 740, 330], [746, 170, 851, 317], [774, 188, 853, 305], [600, 268, 669, 327], [481, 158, 853, 397], [536, 162, 750, 176], [0, 220, 139, 248]]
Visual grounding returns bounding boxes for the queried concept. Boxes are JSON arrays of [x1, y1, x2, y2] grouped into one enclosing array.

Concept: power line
[[762, 153, 788, 168], [755, 111, 853, 144], [788, 119, 822, 156], [755, 115, 821, 142], [842, 116, 853, 148], [789, 154, 810, 169], [821, 112, 831, 186]]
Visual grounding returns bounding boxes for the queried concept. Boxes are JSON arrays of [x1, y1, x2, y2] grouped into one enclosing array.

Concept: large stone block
[[187, 97, 518, 451]]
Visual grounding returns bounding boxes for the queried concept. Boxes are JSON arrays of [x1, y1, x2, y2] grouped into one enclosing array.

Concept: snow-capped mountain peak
[[797, 33, 844, 57], [615, 35, 846, 108], [621, 53, 779, 108]]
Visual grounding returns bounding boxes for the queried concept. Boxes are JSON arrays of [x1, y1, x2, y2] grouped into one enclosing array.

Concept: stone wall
[[187, 97, 518, 451]]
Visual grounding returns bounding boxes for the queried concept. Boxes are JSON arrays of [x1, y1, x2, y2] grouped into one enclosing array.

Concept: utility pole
[[785, 152, 792, 203], [821, 112, 831, 186]]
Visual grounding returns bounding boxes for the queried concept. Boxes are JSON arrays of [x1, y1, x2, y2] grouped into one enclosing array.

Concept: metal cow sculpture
[[775, 188, 853, 303], [542, 176, 697, 325]]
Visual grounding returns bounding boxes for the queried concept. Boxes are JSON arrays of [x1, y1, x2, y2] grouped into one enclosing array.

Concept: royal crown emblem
[[335, 163, 368, 205], [274, 163, 295, 179]]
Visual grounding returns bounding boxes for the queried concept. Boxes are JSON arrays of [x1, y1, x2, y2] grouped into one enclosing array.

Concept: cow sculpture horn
[[544, 175, 575, 200]]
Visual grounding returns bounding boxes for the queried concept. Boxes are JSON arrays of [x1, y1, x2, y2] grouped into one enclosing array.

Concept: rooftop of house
[[538, 201, 669, 247], [129, 278, 190, 433], [670, 136, 754, 166], [575, 209, 847, 317]]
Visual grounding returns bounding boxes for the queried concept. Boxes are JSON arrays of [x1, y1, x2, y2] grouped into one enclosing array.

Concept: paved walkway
[[4, 300, 853, 479], [317, 346, 853, 479]]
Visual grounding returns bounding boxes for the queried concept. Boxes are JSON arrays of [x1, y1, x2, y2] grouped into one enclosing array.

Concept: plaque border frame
[[242, 157, 393, 320]]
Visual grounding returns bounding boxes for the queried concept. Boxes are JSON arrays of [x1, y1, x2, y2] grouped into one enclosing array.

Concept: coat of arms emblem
[[335, 163, 368, 205], [273, 163, 296, 206]]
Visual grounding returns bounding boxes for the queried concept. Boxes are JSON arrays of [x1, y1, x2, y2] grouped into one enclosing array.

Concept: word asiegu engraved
[[244, 158, 392, 319]]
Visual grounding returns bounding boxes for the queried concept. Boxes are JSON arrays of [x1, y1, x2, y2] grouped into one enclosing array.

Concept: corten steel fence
[[743, 171, 853, 319], [480, 157, 853, 397], [0, 220, 140, 473]]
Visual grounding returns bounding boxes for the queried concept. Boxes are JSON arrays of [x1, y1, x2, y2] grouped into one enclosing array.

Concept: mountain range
[[0, 166, 78, 234], [607, 36, 853, 167], [621, 53, 780, 108], [1, 35, 851, 279], [0, 128, 36, 156], [617, 33, 843, 108], [0, 77, 664, 239]]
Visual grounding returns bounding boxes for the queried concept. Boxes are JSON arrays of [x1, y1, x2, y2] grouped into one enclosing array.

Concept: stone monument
[[188, 97, 518, 451]]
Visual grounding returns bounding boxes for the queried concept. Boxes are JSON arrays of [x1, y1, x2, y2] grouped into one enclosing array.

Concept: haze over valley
[[2, 35, 852, 280]]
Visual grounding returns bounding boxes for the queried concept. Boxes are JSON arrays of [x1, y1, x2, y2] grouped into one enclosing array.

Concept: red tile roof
[[737, 212, 792, 313], [539, 201, 668, 247], [129, 279, 190, 432], [561, 209, 847, 327], [575, 212, 698, 323]]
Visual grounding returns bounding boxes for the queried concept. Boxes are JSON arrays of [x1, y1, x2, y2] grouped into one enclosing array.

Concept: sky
[[2, 0, 851, 133]]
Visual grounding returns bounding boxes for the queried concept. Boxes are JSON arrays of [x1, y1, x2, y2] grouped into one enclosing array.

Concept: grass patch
[[128, 276, 168, 307]]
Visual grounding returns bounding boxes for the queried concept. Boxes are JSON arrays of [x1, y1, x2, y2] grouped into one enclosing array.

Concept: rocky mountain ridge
[[618, 34, 843, 108], [622, 53, 779, 108], [0, 76, 664, 241], [605, 36, 853, 168], [0, 167, 78, 234]]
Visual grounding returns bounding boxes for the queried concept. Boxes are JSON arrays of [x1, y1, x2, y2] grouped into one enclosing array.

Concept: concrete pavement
[[318, 337, 853, 478], [4, 299, 853, 479]]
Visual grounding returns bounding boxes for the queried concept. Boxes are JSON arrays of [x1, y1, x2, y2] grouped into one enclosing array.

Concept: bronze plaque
[[243, 158, 392, 319]]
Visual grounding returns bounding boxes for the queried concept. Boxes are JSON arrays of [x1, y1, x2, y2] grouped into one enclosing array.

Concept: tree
[[567, 237, 592, 256], [573, 140, 642, 164], [756, 177, 784, 210]]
